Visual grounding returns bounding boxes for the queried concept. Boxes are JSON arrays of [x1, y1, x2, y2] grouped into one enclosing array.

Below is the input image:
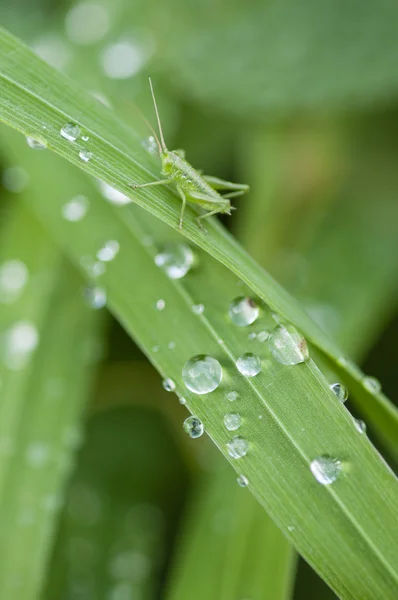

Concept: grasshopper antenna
[[149, 77, 167, 151], [134, 104, 162, 155]]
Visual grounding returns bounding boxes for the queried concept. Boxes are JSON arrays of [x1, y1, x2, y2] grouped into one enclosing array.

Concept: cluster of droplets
[[60, 123, 93, 163]]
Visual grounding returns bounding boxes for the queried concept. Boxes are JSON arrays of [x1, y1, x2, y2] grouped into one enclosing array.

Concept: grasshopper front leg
[[130, 179, 171, 189]]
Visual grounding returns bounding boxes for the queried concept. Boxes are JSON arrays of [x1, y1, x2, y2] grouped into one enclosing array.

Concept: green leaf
[[2, 127, 398, 599], [0, 202, 103, 598], [0, 25, 395, 456]]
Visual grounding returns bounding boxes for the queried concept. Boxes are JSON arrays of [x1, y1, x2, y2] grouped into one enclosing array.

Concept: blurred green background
[[1, 1, 398, 599]]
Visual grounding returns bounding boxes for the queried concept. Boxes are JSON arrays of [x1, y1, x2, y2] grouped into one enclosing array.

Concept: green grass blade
[[0, 202, 103, 598], [2, 129, 398, 599], [0, 26, 395, 433]]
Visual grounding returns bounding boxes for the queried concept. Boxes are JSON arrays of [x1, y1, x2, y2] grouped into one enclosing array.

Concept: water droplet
[[182, 355, 222, 394], [248, 332, 257, 340], [168, 341, 176, 350], [310, 456, 342, 485], [183, 416, 204, 438], [26, 442, 50, 468], [155, 243, 194, 279], [65, 2, 110, 46], [268, 324, 309, 365], [179, 396, 187, 405], [96, 240, 119, 262], [227, 436, 249, 459], [2, 321, 39, 370], [2, 166, 29, 193], [237, 474, 248, 487], [26, 136, 47, 149], [79, 149, 93, 162], [162, 378, 176, 392], [257, 330, 269, 342], [192, 303, 204, 315], [0, 260, 29, 304], [62, 195, 89, 221], [228, 297, 259, 326], [353, 418, 366, 434], [83, 286, 106, 309], [60, 123, 80, 142], [227, 391, 239, 402], [236, 353, 261, 377], [156, 299, 165, 311], [152, 345, 160, 352], [82, 135, 89, 142], [224, 413, 242, 431], [99, 181, 132, 205], [363, 376, 381, 394], [101, 37, 152, 79], [330, 382, 348, 403], [142, 135, 158, 155]]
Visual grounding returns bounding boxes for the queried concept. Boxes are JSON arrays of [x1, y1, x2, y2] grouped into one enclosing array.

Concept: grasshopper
[[130, 78, 249, 230]]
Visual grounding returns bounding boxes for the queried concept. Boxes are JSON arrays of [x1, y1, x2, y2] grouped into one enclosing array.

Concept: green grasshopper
[[130, 79, 249, 230]]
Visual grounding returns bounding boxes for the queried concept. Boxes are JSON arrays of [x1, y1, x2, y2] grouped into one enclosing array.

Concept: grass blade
[[0, 202, 103, 598], [0, 25, 396, 427], [2, 128, 398, 599]]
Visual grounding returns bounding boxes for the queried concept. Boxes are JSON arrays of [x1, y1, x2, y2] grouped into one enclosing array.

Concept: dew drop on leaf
[[353, 418, 366, 434], [330, 382, 348, 403], [237, 474, 249, 487], [228, 296, 259, 326], [156, 299, 166, 311], [226, 391, 239, 402], [224, 413, 242, 431], [162, 378, 176, 392], [236, 353, 261, 377], [83, 286, 107, 309], [192, 303, 205, 315], [155, 243, 194, 279], [268, 324, 309, 365], [26, 136, 47, 149], [310, 456, 342, 485], [227, 436, 249, 459], [363, 376, 381, 394], [183, 416, 204, 438], [60, 122, 80, 141], [79, 149, 93, 162], [182, 355, 222, 394]]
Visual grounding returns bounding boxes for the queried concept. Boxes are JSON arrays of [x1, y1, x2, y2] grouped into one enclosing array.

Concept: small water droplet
[[2, 321, 39, 370], [98, 181, 132, 205], [152, 345, 160, 352], [79, 149, 93, 162], [330, 382, 348, 403], [236, 353, 261, 377], [0, 260, 29, 304], [179, 396, 187, 405], [248, 332, 257, 340], [62, 195, 89, 221], [310, 456, 342, 485], [363, 376, 381, 394], [183, 416, 204, 438], [226, 391, 239, 402], [60, 123, 80, 141], [96, 240, 119, 262], [224, 413, 242, 431], [229, 297, 259, 326], [168, 341, 176, 350], [237, 474, 248, 487], [257, 330, 269, 342], [192, 303, 205, 315], [82, 135, 89, 142], [162, 378, 176, 392], [268, 324, 309, 365], [156, 299, 166, 311], [142, 135, 158, 155], [26, 135, 47, 149], [182, 355, 222, 394], [83, 286, 107, 309], [155, 243, 194, 279], [353, 418, 366, 434], [227, 436, 249, 459]]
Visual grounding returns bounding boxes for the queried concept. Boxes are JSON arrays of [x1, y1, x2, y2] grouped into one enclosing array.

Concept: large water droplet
[[0, 260, 29, 304], [330, 382, 348, 403], [2, 321, 39, 370], [162, 378, 176, 392], [183, 416, 204, 438], [268, 324, 309, 365], [353, 418, 366, 434], [65, 2, 110, 46], [62, 195, 89, 222], [227, 436, 249, 459], [237, 475, 248, 487], [79, 149, 93, 162], [363, 376, 381, 394], [228, 297, 259, 326], [26, 136, 47, 149], [182, 355, 222, 394], [226, 391, 239, 402], [236, 353, 261, 377], [155, 243, 194, 279], [83, 286, 107, 309], [60, 123, 80, 142], [224, 413, 242, 431], [310, 456, 342, 485], [99, 181, 132, 205], [97, 240, 120, 262]]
